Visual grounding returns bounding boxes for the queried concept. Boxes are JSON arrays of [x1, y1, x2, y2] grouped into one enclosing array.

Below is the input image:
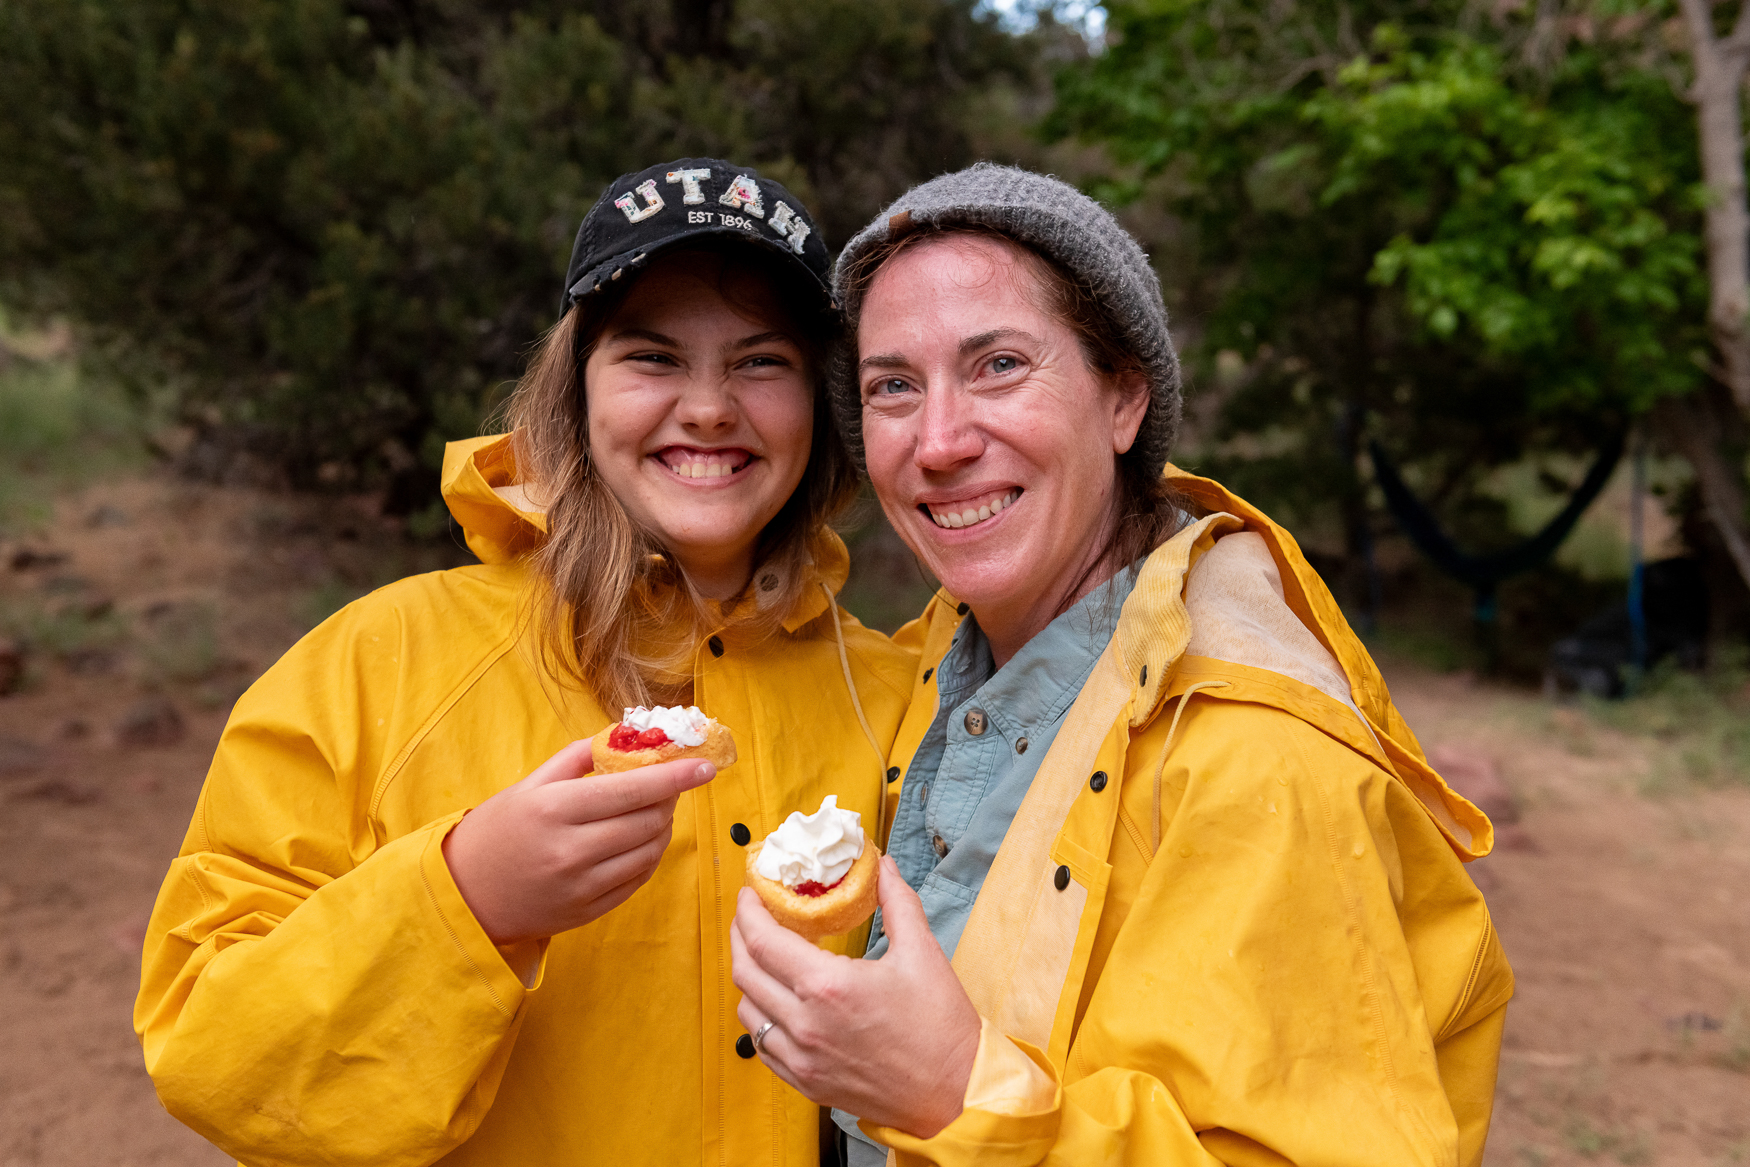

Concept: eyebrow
[[960, 327, 1041, 354], [858, 352, 910, 371], [858, 327, 1044, 372], [603, 327, 680, 348], [729, 331, 797, 351]]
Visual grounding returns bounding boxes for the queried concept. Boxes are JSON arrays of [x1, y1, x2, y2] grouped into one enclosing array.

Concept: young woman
[[135, 158, 915, 1167]]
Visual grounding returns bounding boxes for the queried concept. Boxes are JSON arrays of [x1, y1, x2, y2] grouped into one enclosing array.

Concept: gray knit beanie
[[829, 162, 1180, 477]]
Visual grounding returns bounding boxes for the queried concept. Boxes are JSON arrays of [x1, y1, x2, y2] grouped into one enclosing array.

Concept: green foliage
[[1317, 32, 1706, 415], [0, 311, 150, 533], [1048, 1, 1705, 586], [0, 0, 1055, 493]]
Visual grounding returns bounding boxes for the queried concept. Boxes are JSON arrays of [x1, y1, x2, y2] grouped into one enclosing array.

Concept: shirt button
[[1016, 736, 1029, 755], [708, 635, 725, 658], [932, 835, 949, 858], [919, 784, 929, 805], [964, 708, 987, 736], [730, 823, 751, 846], [735, 1034, 756, 1059]]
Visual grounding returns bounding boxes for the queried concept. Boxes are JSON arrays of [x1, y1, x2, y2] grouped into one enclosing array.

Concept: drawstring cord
[[1151, 680, 1230, 857], [822, 583, 891, 846]]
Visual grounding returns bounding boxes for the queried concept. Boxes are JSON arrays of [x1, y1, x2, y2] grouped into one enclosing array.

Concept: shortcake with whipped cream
[[590, 704, 737, 773], [744, 795, 878, 942]]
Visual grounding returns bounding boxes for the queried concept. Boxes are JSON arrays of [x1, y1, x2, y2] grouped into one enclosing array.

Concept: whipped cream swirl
[[754, 795, 865, 889], [621, 705, 710, 747]]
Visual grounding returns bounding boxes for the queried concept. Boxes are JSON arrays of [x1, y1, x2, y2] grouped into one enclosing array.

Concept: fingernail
[[696, 763, 716, 782]]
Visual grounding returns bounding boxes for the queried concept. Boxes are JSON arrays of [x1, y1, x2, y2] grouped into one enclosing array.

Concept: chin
[[926, 550, 1033, 613]]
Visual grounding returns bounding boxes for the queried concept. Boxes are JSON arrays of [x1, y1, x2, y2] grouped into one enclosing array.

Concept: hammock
[[1368, 431, 1626, 619]]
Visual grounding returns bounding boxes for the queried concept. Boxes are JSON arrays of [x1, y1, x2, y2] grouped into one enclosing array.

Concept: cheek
[[746, 381, 816, 469], [583, 378, 650, 457], [860, 411, 910, 481]]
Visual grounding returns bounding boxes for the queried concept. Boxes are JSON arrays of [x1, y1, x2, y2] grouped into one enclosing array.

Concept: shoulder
[[233, 563, 531, 734], [1134, 691, 1390, 825], [797, 608, 917, 705], [299, 563, 524, 657]]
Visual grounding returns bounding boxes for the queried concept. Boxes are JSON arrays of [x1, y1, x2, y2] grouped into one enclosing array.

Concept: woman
[[135, 158, 915, 1167], [731, 164, 1513, 1166]]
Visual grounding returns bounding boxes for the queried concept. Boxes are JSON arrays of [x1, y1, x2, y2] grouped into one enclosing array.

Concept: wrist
[[908, 1006, 980, 1138], [442, 814, 519, 946]]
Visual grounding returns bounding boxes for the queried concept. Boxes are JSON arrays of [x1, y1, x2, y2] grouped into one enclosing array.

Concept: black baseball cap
[[561, 157, 832, 317]]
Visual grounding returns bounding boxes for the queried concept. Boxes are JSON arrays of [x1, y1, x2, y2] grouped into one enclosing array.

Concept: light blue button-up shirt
[[835, 564, 1138, 1162]]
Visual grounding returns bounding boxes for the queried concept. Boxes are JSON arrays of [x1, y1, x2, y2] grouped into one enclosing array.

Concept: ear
[[1109, 370, 1151, 455]]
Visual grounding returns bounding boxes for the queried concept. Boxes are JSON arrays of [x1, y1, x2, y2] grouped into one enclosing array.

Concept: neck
[[978, 525, 1122, 670], [674, 546, 756, 601]]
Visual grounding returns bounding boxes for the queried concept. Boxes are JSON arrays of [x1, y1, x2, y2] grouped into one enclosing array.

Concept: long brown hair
[[840, 225, 1186, 582], [502, 242, 858, 713]]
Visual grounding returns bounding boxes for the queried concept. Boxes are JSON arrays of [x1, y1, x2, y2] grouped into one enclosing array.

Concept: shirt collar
[[937, 563, 1141, 739]]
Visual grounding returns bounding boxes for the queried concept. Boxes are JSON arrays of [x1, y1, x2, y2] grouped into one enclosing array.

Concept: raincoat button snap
[[932, 834, 948, 858], [730, 823, 750, 846], [922, 668, 933, 683], [1016, 737, 1029, 755], [1139, 664, 1149, 686], [735, 1034, 756, 1059], [1089, 770, 1108, 792], [1054, 865, 1071, 891], [963, 708, 987, 736], [956, 602, 970, 615], [886, 766, 900, 783], [708, 636, 725, 657]]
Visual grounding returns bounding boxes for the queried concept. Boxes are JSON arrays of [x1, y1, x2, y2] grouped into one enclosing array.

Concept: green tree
[[1049, 1, 1714, 620], [0, 0, 1060, 499]]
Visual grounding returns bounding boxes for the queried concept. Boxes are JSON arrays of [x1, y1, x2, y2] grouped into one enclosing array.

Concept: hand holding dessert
[[745, 796, 878, 942], [443, 736, 717, 946], [730, 851, 981, 1139]]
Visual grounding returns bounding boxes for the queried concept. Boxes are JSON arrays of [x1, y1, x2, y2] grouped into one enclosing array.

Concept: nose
[[673, 371, 738, 433], [913, 384, 983, 472]]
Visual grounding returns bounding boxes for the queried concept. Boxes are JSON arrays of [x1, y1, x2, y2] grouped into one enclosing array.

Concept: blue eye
[[873, 378, 910, 396], [990, 356, 1018, 374]]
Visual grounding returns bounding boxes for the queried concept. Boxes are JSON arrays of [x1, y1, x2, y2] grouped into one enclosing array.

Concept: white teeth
[[928, 489, 1019, 529], [667, 453, 746, 479]]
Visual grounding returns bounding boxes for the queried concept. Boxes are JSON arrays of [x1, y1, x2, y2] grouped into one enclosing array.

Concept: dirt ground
[[0, 473, 1745, 1167]]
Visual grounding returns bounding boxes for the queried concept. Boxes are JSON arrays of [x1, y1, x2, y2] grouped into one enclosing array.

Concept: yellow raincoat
[[135, 434, 917, 1167], [864, 469, 1513, 1167]]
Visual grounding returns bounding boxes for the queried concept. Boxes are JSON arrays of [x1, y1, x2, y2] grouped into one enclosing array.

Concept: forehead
[[859, 234, 1059, 340]]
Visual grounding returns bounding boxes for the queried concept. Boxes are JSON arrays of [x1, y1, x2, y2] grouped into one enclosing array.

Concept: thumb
[[873, 854, 937, 954], [519, 739, 596, 788]]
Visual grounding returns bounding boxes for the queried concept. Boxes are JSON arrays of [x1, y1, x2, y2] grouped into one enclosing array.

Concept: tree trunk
[[1674, 0, 1750, 593], [1655, 392, 1750, 588], [1682, 0, 1750, 408]]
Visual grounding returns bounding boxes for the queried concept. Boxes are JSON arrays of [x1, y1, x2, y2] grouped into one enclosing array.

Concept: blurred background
[[0, 0, 1746, 1163]]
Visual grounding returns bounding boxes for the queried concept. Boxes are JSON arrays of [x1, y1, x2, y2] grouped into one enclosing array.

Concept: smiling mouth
[[922, 488, 1021, 530], [658, 447, 755, 479]]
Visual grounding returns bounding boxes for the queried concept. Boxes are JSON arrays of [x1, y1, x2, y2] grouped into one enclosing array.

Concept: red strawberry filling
[[609, 723, 670, 751], [793, 875, 846, 898]]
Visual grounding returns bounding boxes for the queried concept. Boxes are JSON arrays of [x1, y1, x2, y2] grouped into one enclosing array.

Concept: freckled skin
[[856, 234, 1149, 665], [584, 251, 815, 599]]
